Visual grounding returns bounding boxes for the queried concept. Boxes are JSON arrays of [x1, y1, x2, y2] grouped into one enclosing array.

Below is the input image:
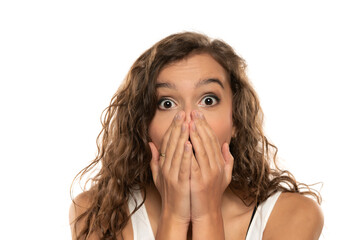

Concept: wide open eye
[[199, 95, 220, 107], [157, 98, 177, 110]]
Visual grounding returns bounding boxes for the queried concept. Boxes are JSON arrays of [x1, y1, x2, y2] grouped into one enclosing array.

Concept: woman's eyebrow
[[156, 78, 224, 90], [155, 82, 176, 89], [195, 78, 224, 89]]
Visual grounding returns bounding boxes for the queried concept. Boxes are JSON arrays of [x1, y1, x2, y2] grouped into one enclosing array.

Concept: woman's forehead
[[156, 53, 229, 86]]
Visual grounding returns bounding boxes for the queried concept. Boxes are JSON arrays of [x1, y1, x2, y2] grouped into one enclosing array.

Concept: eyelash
[[157, 94, 221, 110]]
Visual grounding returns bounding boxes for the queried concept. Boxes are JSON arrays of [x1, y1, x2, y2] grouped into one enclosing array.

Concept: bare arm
[[69, 192, 100, 240], [263, 193, 324, 240]]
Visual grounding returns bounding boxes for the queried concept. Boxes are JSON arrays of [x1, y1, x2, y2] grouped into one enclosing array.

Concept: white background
[[0, 1, 359, 239]]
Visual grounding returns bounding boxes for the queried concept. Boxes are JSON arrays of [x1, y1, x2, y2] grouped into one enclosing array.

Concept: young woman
[[70, 32, 324, 240]]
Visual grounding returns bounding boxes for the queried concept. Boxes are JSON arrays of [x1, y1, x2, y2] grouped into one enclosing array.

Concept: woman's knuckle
[[200, 151, 207, 159], [179, 167, 187, 175]]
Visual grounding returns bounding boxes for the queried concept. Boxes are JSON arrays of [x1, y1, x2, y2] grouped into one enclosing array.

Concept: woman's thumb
[[222, 142, 234, 184]]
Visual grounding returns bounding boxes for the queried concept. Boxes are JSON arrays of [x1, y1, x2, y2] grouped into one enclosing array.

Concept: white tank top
[[127, 190, 282, 240]]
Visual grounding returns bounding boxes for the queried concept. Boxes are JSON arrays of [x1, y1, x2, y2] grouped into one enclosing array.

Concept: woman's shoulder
[[69, 191, 134, 240], [263, 192, 324, 240], [69, 191, 92, 223], [69, 191, 95, 239]]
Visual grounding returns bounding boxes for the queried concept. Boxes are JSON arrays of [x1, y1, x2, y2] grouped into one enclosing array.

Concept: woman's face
[[148, 53, 234, 150]]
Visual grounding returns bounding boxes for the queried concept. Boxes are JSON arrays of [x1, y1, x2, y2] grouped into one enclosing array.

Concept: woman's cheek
[[206, 115, 233, 145], [149, 114, 175, 149]]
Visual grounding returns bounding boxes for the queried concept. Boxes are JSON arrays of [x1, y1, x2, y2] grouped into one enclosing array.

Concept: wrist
[[192, 207, 222, 223], [156, 211, 190, 240], [192, 210, 225, 240], [160, 207, 190, 225]]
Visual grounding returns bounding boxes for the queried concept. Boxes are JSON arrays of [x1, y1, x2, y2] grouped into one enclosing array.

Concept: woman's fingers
[[178, 140, 193, 181], [189, 120, 210, 173], [170, 122, 190, 178], [159, 111, 184, 168], [162, 111, 185, 172], [190, 110, 226, 174], [194, 112, 223, 168], [159, 125, 172, 168]]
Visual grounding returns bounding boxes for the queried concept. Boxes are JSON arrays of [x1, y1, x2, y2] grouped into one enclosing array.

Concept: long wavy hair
[[71, 31, 321, 239]]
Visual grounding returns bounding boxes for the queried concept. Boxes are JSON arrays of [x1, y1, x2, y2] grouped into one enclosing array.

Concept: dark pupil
[[205, 98, 213, 105], [164, 101, 172, 108]]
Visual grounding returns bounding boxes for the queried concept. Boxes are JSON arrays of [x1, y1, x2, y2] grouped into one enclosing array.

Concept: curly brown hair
[[71, 31, 321, 240]]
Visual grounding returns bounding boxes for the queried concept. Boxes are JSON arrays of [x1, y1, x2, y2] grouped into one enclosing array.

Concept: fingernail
[[182, 122, 186, 132], [176, 111, 182, 120], [192, 110, 197, 119], [195, 111, 200, 119], [199, 111, 204, 119]]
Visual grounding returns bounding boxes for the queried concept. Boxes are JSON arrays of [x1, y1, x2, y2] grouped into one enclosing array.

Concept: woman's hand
[[149, 111, 192, 225], [189, 110, 234, 222]]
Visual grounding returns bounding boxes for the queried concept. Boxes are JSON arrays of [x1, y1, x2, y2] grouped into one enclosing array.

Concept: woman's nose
[[183, 108, 197, 124]]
